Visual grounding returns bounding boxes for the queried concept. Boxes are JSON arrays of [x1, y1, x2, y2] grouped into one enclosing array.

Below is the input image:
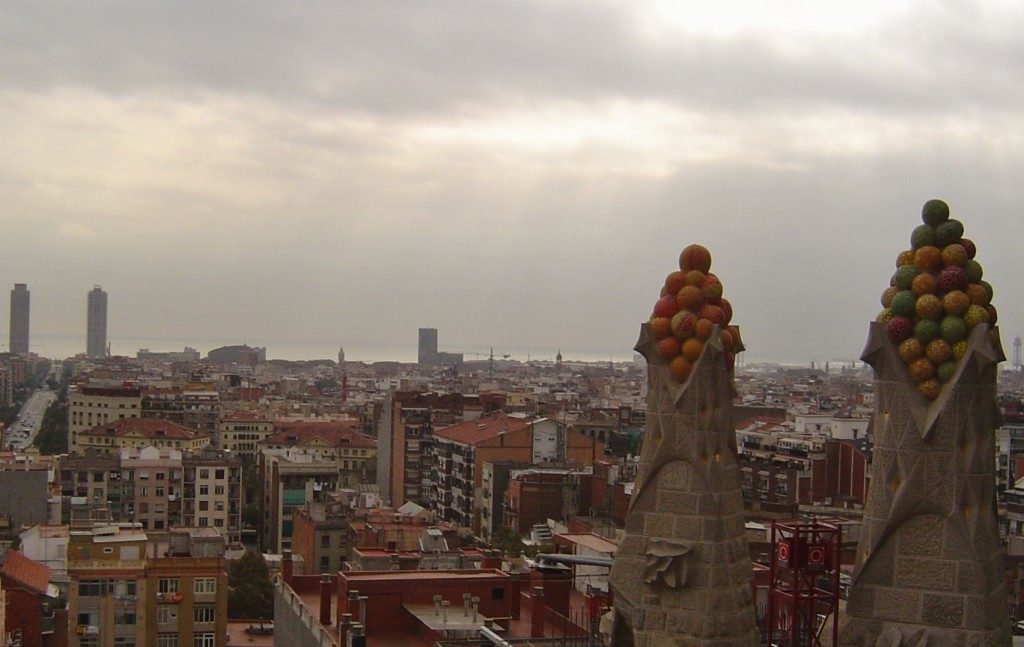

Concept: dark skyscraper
[[418, 327, 438, 364], [87, 285, 108, 358], [8, 283, 29, 354]]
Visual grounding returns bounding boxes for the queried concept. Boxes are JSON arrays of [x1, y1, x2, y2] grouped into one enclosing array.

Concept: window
[[156, 487, 165, 496], [78, 611, 99, 626], [193, 634, 215, 647], [199, 485, 209, 496], [114, 638, 136, 647], [215, 485, 225, 495], [321, 535, 331, 548], [80, 638, 100, 647], [78, 579, 102, 597], [200, 469, 209, 479], [157, 606, 178, 624], [215, 469, 225, 479], [194, 578, 216, 594], [154, 520, 165, 530], [491, 587, 505, 600], [115, 609, 136, 625], [320, 556, 330, 571], [199, 501, 209, 511], [157, 634, 178, 647], [214, 518, 224, 527], [158, 578, 180, 593], [199, 516, 209, 527], [156, 472, 165, 480], [194, 606, 215, 623]]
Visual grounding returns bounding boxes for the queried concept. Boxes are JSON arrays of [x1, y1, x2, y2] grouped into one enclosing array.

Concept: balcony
[[157, 592, 183, 604], [42, 614, 55, 634]]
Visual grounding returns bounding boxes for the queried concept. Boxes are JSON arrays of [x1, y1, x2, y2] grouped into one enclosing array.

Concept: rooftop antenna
[[488, 347, 494, 380]]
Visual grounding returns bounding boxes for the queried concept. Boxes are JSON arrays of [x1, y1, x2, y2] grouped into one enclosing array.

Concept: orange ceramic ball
[[719, 298, 733, 325], [896, 250, 915, 268], [915, 294, 943, 320], [702, 275, 723, 303], [679, 244, 712, 273], [965, 283, 990, 306], [942, 291, 970, 316], [925, 339, 952, 364], [898, 337, 924, 364], [657, 337, 681, 360], [677, 285, 704, 311], [670, 355, 692, 382], [670, 310, 698, 340], [650, 317, 672, 340], [681, 337, 704, 362], [952, 341, 968, 361], [720, 328, 735, 352], [917, 378, 941, 401], [941, 244, 968, 267], [694, 318, 714, 340], [910, 273, 937, 297], [664, 271, 687, 296], [908, 357, 936, 382], [913, 246, 943, 272], [698, 304, 726, 325], [660, 285, 670, 297]]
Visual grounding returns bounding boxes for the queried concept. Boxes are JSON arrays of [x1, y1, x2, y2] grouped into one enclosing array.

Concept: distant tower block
[[8, 283, 29, 354], [839, 323, 1010, 646], [1014, 335, 1021, 372], [609, 324, 757, 646], [87, 285, 108, 358]]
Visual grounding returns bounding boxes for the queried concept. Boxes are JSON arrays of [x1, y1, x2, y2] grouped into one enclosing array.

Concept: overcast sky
[[2, 1, 1023, 363]]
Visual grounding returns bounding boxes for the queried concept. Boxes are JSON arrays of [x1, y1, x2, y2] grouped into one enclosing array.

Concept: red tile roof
[[1, 549, 50, 594], [433, 412, 531, 445], [83, 417, 200, 439]]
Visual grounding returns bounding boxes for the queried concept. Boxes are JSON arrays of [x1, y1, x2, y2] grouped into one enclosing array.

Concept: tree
[[227, 551, 274, 620], [489, 526, 527, 558]]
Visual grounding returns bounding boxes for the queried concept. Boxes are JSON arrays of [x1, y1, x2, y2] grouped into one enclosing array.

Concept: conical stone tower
[[839, 322, 1009, 645], [609, 323, 757, 646]]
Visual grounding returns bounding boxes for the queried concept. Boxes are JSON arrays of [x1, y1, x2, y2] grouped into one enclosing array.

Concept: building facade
[[86, 285, 108, 358], [8, 283, 29, 355]]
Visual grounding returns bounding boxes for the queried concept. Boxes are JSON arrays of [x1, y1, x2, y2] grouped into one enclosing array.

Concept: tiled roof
[[83, 417, 200, 439], [433, 412, 531, 445], [1, 549, 50, 594]]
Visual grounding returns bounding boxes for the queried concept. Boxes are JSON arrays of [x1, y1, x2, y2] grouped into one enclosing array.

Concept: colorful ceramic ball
[[925, 339, 952, 364], [941, 244, 967, 267], [915, 294, 943, 320], [664, 271, 687, 296], [922, 199, 950, 226], [670, 355, 692, 382], [657, 337, 681, 360], [681, 337, 704, 362], [940, 315, 968, 343], [911, 224, 936, 250], [917, 378, 941, 401], [698, 304, 726, 326], [887, 316, 913, 342], [942, 290, 970, 316], [964, 259, 983, 283], [701, 275, 723, 303], [896, 250, 915, 268], [938, 265, 968, 292], [719, 298, 733, 325], [890, 291, 917, 318], [694, 319, 714, 340], [965, 283, 990, 306], [893, 265, 919, 290], [660, 285, 670, 297], [898, 337, 924, 363], [935, 220, 965, 248], [960, 238, 977, 259], [653, 295, 679, 318], [937, 361, 957, 383], [986, 304, 998, 325], [677, 285, 704, 311], [670, 310, 697, 340], [679, 244, 712, 273], [952, 341, 968, 361], [684, 270, 705, 287], [911, 273, 937, 297], [909, 357, 936, 381], [650, 316, 672, 339], [876, 309, 893, 323], [979, 280, 993, 303], [913, 246, 943, 272], [881, 286, 899, 307], [964, 305, 989, 329], [914, 318, 940, 344]]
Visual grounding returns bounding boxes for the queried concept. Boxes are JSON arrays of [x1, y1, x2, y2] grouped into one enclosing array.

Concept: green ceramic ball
[[891, 290, 917, 318], [893, 265, 919, 291], [935, 219, 965, 248], [937, 361, 957, 383], [940, 315, 968, 343], [914, 318, 940, 344], [922, 199, 950, 226], [964, 259, 983, 283], [911, 224, 935, 250]]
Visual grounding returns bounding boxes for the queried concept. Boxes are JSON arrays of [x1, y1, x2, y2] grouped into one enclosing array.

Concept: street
[[5, 388, 57, 450]]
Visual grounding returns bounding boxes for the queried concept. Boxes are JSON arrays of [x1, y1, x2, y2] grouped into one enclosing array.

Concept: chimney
[[349, 623, 366, 647], [319, 575, 333, 626], [463, 592, 471, 617], [282, 549, 293, 583], [530, 586, 545, 638], [339, 613, 352, 646]]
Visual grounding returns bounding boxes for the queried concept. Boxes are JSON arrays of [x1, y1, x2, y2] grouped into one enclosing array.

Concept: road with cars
[[5, 388, 57, 450]]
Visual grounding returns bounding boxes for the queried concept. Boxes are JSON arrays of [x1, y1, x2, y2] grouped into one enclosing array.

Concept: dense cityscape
[[2, 279, 1023, 646]]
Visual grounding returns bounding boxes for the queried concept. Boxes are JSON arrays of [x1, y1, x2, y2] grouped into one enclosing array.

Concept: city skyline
[[2, 2, 1023, 365]]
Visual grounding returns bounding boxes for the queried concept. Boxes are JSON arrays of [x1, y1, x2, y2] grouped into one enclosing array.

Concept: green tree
[[227, 551, 274, 620], [34, 398, 68, 454], [489, 526, 527, 558]]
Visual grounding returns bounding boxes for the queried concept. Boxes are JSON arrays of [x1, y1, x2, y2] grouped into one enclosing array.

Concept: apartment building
[[261, 422, 376, 488], [73, 418, 210, 456], [259, 449, 345, 553], [68, 386, 141, 453], [182, 449, 243, 546], [216, 413, 272, 456]]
